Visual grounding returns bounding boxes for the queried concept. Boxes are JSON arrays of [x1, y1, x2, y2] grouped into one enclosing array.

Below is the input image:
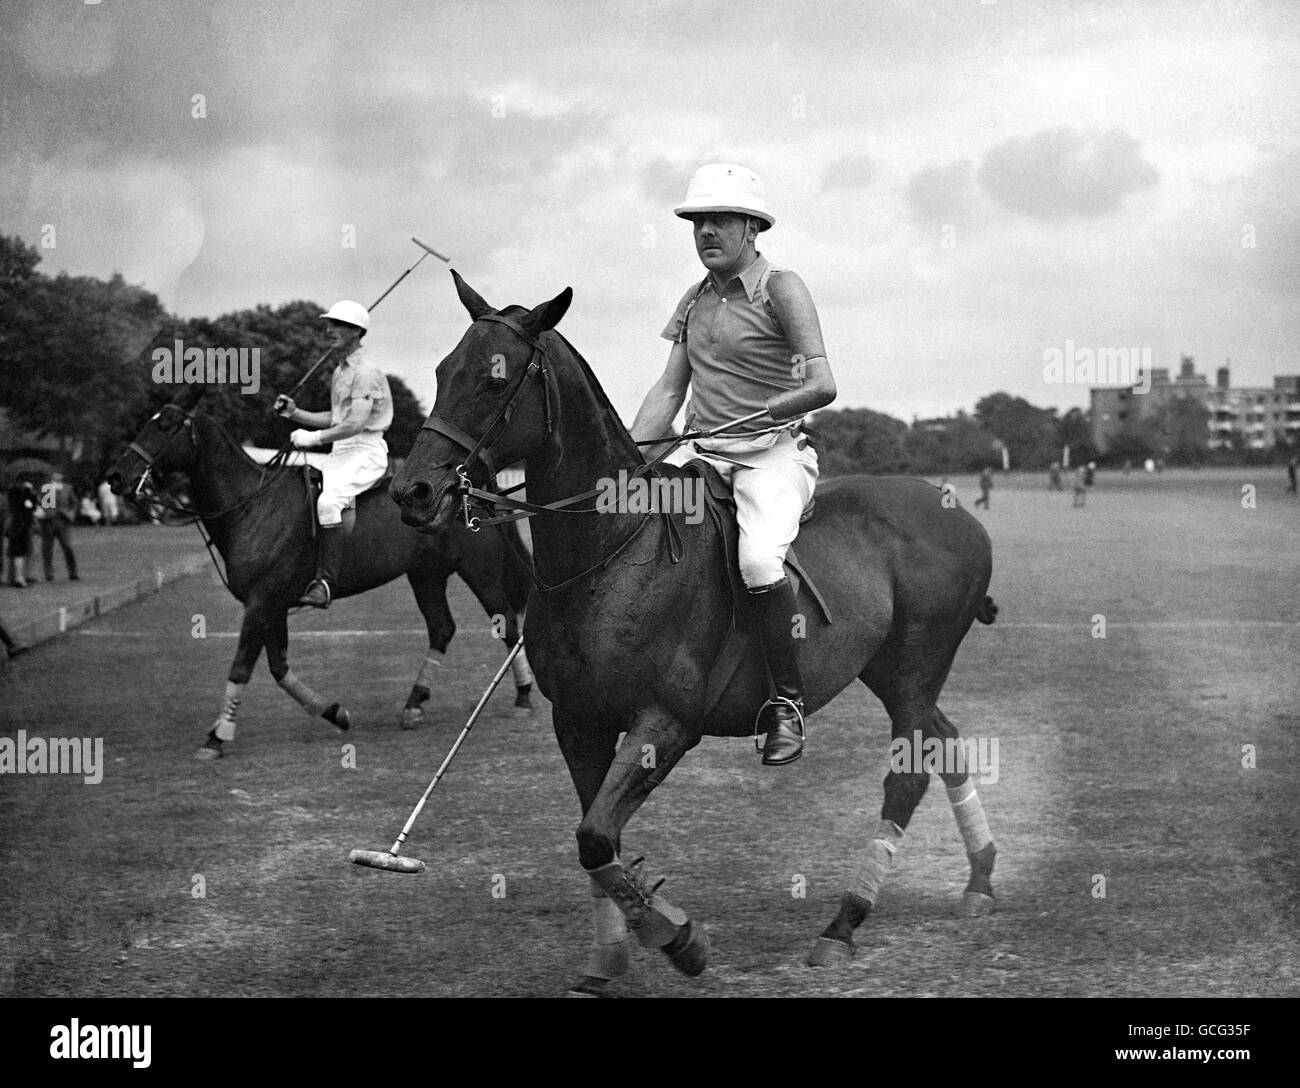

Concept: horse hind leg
[[933, 706, 997, 916], [810, 687, 937, 965]]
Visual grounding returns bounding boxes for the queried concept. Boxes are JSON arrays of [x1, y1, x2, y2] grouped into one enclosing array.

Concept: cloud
[[977, 127, 1158, 219], [905, 160, 976, 225], [821, 155, 876, 193], [638, 158, 697, 207]]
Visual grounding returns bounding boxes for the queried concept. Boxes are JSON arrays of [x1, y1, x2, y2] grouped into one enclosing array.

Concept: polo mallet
[[278, 236, 452, 404], [350, 636, 525, 874]]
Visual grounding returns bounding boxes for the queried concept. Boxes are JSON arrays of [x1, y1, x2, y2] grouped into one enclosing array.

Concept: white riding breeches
[[318, 434, 388, 527], [664, 426, 818, 588]]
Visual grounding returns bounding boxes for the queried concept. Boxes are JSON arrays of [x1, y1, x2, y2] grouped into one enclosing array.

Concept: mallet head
[[349, 849, 427, 874], [411, 237, 451, 262]]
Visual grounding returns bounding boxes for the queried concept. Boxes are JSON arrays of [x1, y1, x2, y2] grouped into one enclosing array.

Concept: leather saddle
[[301, 466, 392, 536], [671, 458, 834, 719]]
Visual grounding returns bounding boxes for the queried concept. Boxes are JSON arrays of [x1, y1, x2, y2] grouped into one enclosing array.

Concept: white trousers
[[318, 434, 388, 527], [665, 427, 818, 588]]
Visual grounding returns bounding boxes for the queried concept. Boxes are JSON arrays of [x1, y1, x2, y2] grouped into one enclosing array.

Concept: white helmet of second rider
[[674, 163, 776, 231], [320, 299, 371, 330]]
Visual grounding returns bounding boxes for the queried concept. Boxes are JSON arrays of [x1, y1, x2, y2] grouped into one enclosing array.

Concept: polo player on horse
[[630, 163, 838, 765], [273, 300, 393, 608]]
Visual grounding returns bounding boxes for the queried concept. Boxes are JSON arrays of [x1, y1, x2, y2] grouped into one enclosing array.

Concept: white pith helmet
[[320, 299, 370, 330], [674, 163, 775, 231]]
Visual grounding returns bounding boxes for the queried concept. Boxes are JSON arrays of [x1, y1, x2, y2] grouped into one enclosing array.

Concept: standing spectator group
[[2, 470, 119, 588]]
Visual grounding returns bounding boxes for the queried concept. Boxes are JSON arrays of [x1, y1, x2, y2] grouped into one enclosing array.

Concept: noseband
[[419, 312, 556, 527]]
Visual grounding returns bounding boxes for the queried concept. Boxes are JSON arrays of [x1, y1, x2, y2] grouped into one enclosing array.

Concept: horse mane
[[493, 305, 645, 468], [182, 407, 280, 474]]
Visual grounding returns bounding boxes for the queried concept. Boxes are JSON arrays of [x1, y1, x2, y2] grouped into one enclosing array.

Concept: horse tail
[[976, 595, 998, 625]]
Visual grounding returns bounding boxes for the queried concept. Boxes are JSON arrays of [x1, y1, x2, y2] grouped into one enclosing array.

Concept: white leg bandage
[[510, 647, 534, 688], [852, 819, 904, 906], [583, 873, 631, 980], [947, 779, 994, 855], [277, 669, 329, 717], [213, 681, 244, 742], [414, 651, 442, 692]]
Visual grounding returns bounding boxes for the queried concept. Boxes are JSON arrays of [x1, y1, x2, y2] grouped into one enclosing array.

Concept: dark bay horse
[[390, 274, 1000, 992], [110, 403, 535, 760]]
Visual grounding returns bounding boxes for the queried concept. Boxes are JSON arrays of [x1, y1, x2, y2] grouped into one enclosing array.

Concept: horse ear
[[520, 287, 572, 337], [451, 269, 494, 320]]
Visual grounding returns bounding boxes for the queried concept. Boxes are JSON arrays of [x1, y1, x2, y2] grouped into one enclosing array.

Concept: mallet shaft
[[386, 637, 525, 854]]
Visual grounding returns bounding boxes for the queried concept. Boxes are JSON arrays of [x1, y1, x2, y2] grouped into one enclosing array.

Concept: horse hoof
[[807, 937, 855, 967], [661, 920, 709, 978], [510, 704, 534, 718], [399, 708, 423, 731], [194, 741, 222, 761], [961, 891, 996, 917], [323, 703, 350, 731], [566, 977, 610, 998]]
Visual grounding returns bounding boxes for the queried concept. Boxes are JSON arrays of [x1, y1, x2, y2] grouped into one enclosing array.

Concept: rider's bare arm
[[764, 271, 837, 423], [312, 395, 372, 444], [630, 339, 691, 458]]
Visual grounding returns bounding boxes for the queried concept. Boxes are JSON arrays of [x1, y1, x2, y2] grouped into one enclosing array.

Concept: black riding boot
[[300, 525, 347, 609], [750, 577, 806, 766]]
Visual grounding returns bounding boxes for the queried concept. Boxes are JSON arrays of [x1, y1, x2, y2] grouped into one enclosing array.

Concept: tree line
[[0, 234, 427, 480]]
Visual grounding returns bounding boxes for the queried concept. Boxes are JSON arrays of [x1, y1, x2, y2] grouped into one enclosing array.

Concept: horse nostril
[[407, 480, 434, 507]]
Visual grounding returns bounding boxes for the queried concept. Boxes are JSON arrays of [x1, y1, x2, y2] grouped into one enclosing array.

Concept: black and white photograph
[[0, 0, 1295, 1058]]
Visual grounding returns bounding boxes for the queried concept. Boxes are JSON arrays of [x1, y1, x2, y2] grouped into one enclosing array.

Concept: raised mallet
[[280, 236, 452, 404], [350, 636, 525, 874]]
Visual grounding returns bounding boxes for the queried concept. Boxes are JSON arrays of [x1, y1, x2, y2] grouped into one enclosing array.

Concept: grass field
[[1, 467, 1296, 997]]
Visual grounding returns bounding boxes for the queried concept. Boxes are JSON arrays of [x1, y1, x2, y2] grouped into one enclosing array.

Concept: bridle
[[418, 311, 561, 531], [124, 404, 199, 506], [416, 311, 685, 593]]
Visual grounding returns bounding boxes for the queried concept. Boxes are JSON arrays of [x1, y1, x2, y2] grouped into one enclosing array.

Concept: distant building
[[1091, 357, 1300, 453]]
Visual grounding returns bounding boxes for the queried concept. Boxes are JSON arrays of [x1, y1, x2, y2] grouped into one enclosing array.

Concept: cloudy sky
[[2, 0, 1297, 424]]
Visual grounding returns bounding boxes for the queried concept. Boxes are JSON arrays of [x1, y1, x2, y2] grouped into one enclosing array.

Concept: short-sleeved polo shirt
[[660, 253, 800, 434], [331, 345, 393, 433]]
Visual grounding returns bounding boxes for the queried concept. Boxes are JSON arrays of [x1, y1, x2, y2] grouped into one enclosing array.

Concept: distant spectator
[[1084, 461, 1096, 488], [1144, 458, 1156, 474], [6, 480, 38, 587], [1049, 462, 1062, 490], [79, 495, 103, 525], [1123, 459, 1132, 476], [36, 472, 79, 582], [974, 466, 993, 510], [1071, 468, 1087, 508], [1287, 455, 1297, 496], [97, 479, 120, 526]]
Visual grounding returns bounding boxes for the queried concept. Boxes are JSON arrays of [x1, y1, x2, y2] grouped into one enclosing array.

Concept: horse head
[[391, 270, 572, 531], [107, 399, 203, 501]]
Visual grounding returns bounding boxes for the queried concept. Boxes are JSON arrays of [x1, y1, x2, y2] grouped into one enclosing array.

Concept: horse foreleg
[[554, 723, 625, 998], [197, 606, 267, 761], [264, 608, 350, 732], [574, 710, 708, 979], [933, 707, 997, 916]]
